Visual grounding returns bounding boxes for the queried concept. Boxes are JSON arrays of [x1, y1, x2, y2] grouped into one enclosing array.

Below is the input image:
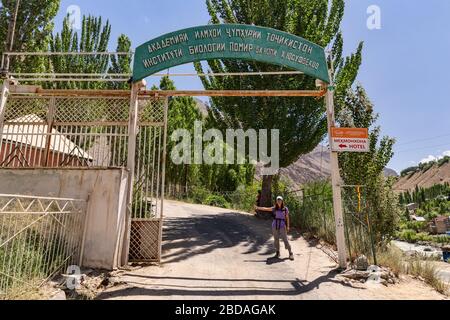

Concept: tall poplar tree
[[50, 15, 111, 89], [197, 0, 363, 206], [0, 0, 60, 74]]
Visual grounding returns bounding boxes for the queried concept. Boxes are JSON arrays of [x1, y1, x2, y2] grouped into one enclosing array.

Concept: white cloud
[[419, 155, 437, 164], [419, 150, 450, 164]]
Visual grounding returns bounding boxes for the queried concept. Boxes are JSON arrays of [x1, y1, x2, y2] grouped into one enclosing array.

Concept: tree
[[198, 0, 363, 206], [50, 15, 111, 89], [156, 76, 255, 194], [337, 85, 400, 245], [108, 34, 132, 90], [0, 0, 60, 74]]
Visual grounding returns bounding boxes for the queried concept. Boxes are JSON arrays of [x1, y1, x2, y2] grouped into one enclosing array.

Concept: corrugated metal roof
[[2, 114, 92, 160]]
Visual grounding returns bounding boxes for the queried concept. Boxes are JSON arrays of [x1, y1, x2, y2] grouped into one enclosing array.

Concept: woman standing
[[256, 196, 294, 260]]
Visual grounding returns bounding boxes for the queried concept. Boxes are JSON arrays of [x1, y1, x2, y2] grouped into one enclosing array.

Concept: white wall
[[0, 168, 129, 270]]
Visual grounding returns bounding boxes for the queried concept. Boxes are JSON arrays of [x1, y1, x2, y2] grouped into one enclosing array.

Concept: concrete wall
[[0, 168, 129, 270]]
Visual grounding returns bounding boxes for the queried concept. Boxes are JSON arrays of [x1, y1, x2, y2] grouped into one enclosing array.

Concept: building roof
[[2, 114, 92, 160]]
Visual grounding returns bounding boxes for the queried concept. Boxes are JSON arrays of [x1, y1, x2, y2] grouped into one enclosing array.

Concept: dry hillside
[[279, 146, 398, 188], [394, 162, 450, 192]]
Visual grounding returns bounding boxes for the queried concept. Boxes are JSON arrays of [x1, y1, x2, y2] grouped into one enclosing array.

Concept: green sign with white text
[[133, 24, 330, 83]]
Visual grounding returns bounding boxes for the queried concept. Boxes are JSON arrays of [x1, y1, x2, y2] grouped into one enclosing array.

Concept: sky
[[54, 0, 450, 173]]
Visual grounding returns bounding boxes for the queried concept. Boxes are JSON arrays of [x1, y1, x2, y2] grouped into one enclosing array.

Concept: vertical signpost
[[324, 80, 370, 269], [325, 82, 348, 270]]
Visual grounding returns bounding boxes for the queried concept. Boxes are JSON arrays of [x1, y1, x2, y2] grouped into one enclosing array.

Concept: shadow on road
[[162, 212, 274, 264], [96, 270, 355, 299]]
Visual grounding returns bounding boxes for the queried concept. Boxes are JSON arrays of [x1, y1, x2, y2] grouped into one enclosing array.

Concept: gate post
[[0, 80, 10, 143], [325, 81, 348, 270], [122, 80, 145, 265]]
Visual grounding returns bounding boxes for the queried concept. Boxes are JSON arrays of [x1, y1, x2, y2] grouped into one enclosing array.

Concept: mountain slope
[[279, 146, 398, 188], [394, 162, 450, 192]]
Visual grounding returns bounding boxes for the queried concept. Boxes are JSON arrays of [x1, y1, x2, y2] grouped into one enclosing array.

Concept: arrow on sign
[[339, 144, 347, 148]]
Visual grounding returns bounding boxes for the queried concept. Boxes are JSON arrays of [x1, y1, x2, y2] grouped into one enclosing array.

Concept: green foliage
[[337, 85, 400, 245], [200, 0, 363, 206], [204, 194, 230, 208], [397, 229, 418, 243], [108, 34, 132, 90], [228, 182, 260, 212], [50, 15, 110, 89], [0, 0, 60, 74], [399, 221, 428, 233], [438, 156, 450, 167], [190, 185, 211, 204], [157, 76, 255, 194], [401, 166, 419, 177], [0, 228, 69, 298]]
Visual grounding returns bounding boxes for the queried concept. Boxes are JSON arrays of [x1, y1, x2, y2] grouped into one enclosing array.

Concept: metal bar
[[78, 196, 90, 267], [0, 194, 85, 202], [122, 82, 141, 265], [142, 90, 327, 97], [11, 71, 304, 77], [3, 51, 133, 56], [12, 78, 131, 83], [42, 97, 55, 166], [158, 97, 169, 263], [8, 87, 327, 98], [10, 73, 131, 77]]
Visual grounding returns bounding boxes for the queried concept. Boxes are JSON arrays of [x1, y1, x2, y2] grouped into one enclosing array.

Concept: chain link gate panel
[[129, 96, 167, 263]]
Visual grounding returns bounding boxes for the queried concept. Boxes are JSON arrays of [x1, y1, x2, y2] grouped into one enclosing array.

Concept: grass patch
[[377, 246, 449, 295]]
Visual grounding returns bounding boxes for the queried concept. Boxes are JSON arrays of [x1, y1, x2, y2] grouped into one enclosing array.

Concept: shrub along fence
[[0, 194, 87, 299]]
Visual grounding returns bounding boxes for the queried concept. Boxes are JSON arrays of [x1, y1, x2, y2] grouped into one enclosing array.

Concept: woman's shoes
[[273, 251, 280, 259], [289, 252, 294, 260]]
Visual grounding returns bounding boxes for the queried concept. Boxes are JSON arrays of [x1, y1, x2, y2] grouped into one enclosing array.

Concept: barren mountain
[[394, 162, 450, 192], [280, 145, 331, 188], [279, 146, 398, 188]]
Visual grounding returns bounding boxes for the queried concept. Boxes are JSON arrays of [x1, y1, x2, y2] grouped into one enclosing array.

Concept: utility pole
[[323, 52, 348, 270], [2, 0, 21, 76]]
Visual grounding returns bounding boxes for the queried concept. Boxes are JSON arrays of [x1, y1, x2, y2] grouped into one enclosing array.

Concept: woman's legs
[[273, 228, 280, 255], [280, 228, 292, 252]]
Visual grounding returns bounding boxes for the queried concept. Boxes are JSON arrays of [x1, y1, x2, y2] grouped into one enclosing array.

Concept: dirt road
[[98, 200, 446, 300]]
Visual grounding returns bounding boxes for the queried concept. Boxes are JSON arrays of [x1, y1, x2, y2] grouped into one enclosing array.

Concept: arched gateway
[[126, 24, 347, 269], [132, 24, 330, 83]]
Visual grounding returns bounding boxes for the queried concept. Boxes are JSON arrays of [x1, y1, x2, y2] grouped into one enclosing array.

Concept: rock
[[50, 289, 66, 300], [355, 255, 369, 271], [341, 270, 370, 280], [380, 272, 390, 280]]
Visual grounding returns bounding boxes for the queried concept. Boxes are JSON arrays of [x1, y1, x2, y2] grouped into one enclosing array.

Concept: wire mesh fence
[[0, 95, 131, 168], [0, 194, 87, 299], [341, 186, 378, 265]]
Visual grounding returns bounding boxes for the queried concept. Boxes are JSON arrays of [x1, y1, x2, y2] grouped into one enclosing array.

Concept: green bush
[[228, 183, 260, 212], [399, 221, 428, 233], [434, 235, 450, 244], [190, 186, 210, 204], [416, 232, 433, 242], [397, 229, 418, 243], [203, 195, 230, 208]]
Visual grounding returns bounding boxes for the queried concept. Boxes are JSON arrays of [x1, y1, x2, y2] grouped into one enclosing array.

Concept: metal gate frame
[[125, 86, 168, 263]]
